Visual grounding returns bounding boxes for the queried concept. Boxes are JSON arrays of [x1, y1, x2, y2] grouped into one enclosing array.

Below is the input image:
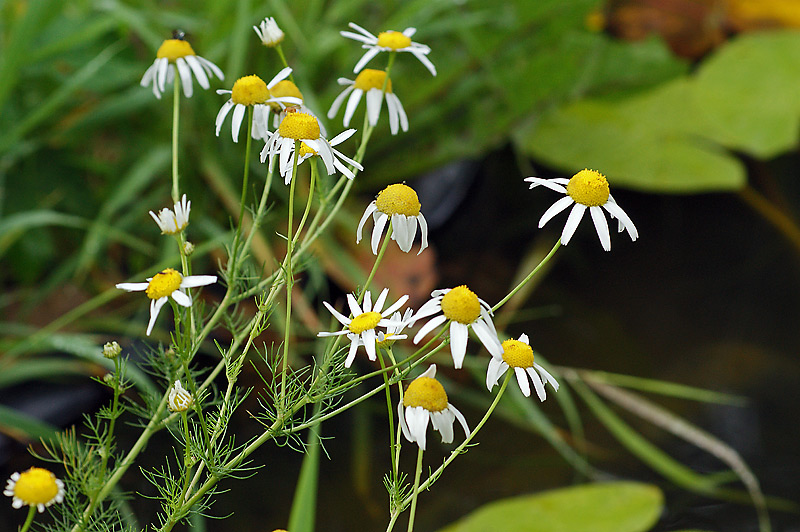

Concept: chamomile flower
[[264, 127, 363, 184], [215, 68, 301, 143], [140, 36, 224, 99], [327, 69, 408, 135], [486, 334, 559, 401], [253, 17, 284, 47], [318, 288, 409, 367], [262, 112, 338, 177], [149, 194, 190, 234], [357, 183, 428, 255], [412, 285, 502, 369], [341, 23, 437, 76], [398, 365, 469, 450], [116, 269, 216, 336], [376, 308, 414, 350], [525, 169, 638, 251], [168, 380, 193, 412], [4, 467, 65, 513]]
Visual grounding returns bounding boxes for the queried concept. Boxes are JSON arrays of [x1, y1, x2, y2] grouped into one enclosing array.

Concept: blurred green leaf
[[0, 404, 59, 442], [438, 481, 663, 532]]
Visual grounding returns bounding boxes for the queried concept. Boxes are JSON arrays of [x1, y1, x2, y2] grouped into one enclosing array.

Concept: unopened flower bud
[[102, 341, 122, 359], [168, 380, 193, 412]]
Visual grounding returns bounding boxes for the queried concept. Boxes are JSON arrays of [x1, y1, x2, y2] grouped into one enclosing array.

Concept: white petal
[[230, 104, 245, 143], [449, 403, 470, 438], [147, 297, 168, 336], [365, 88, 383, 126], [472, 319, 503, 358], [514, 367, 531, 397], [328, 85, 355, 119], [346, 293, 364, 317], [116, 282, 149, 292], [215, 100, 235, 136], [353, 47, 381, 73], [409, 48, 437, 76], [357, 203, 378, 243], [416, 214, 428, 254], [561, 204, 587, 245], [323, 301, 351, 326], [590, 205, 611, 251], [330, 128, 356, 145], [181, 275, 217, 288], [381, 293, 408, 317], [175, 58, 194, 97], [534, 363, 559, 391], [486, 357, 506, 391], [538, 196, 574, 228], [603, 201, 638, 241], [525, 177, 567, 194], [171, 289, 192, 307], [527, 367, 547, 401], [362, 329, 377, 360], [184, 55, 209, 89], [398, 402, 413, 441], [371, 211, 389, 254], [343, 88, 363, 128], [413, 314, 447, 344], [431, 410, 454, 444], [345, 336, 359, 367], [449, 321, 469, 369], [267, 66, 293, 88]]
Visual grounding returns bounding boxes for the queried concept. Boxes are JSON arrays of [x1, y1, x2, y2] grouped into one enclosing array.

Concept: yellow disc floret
[[156, 39, 195, 61], [348, 311, 382, 334], [11, 468, 60, 506], [440, 285, 481, 324], [404, 376, 448, 412], [375, 184, 421, 217], [501, 339, 534, 368], [268, 80, 304, 111], [146, 268, 183, 300], [377, 30, 412, 49], [354, 69, 393, 93], [298, 142, 317, 157], [279, 112, 320, 140], [566, 169, 610, 207], [231, 75, 270, 106]]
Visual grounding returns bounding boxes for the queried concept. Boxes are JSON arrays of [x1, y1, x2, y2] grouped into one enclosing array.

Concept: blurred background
[[2, 0, 800, 530]]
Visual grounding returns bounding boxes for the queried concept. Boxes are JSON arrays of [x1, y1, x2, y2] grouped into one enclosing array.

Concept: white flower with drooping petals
[[525, 169, 638, 251], [253, 17, 284, 47], [318, 288, 409, 367], [261, 111, 339, 177], [357, 183, 428, 255], [341, 22, 436, 76], [327, 69, 408, 135], [398, 365, 469, 450], [265, 128, 363, 184], [149, 194, 190, 234], [140, 37, 224, 99], [486, 334, 559, 401], [116, 268, 216, 335]]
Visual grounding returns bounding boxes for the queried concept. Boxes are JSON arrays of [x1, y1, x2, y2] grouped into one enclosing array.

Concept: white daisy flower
[[261, 111, 339, 177], [318, 288, 409, 368], [412, 285, 502, 369], [4, 467, 65, 513], [525, 169, 638, 251], [215, 68, 301, 143], [327, 69, 408, 135], [253, 17, 284, 47], [140, 37, 224, 99], [168, 380, 194, 412], [398, 365, 469, 451], [116, 268, 216, 336], [341, 22, 436, 76], [263, 127, 363, 184], [149, 194, 190, 235], [486, 334, 559, 401], [357, 183, 428, 255]]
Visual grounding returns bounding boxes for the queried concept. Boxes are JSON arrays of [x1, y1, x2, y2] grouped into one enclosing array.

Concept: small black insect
[[172, 29, 186, 40]]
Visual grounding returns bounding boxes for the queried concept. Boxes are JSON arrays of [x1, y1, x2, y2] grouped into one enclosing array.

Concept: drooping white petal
[[514, 367, 531, 397], [357, 203, 378, 243], [560, 203, 587, 245], [449, 321, 469, 369], [365, 88, 383, 126], [413, 314, 447, 344], [184, 55, 209, 89], [603, 200, 639, 241], [215, 100, 235, 136], [538, 196, 574, 228], [527, 367, 547, 401], [175, 58, 194, 97], [589, 205, 611, 251], [486, 357, 506, 391], [147, 297, 168, 336], [328, 84, 355, 120], [472, 319, 503, 358], [371, 212, 389, 253], [353, 48, 382, 73]]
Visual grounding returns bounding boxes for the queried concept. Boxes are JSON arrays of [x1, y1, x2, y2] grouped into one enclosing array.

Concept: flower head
[[327, 69, 409, 135], [525, 169, 638, 251], [253, 17, 284, 47], [263, 127, 363, 184], [168, 380, 193, 412], [486, 334, 559, 401], [412, 285, 502, 369], [4, 467, 65, 513], [140, 37, 224, 99], [102, 341, 122, 359], [215, 68, 303, 143], [149, 194, 190, 235], [398, 365, 469, 450], [341, 23, 436, 76], [116, 269, 216, 336], [357, 183, 428, 255], [261, 112, 340, 177], [318, 288, 408, 367]]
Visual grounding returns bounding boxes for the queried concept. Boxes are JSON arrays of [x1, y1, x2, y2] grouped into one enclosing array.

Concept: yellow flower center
[[13, 468, 59, 505], [377, 30, 412, 49], [298, 142, 317, 157], [231, 75, 270, 106], [156, 39, 195, 61], [146, 268, 182, 300], [268, 80, 304, 111], [376, 332, 398, 350], [279, 112, 321, 140], [440, 285, 481, 324], [566, 169, 610, 207], [375, 184, 421, 217], [404, 376, 448, 412], [354, 69, 393, 93], [501, 339, 534, 368], [348, 311, 382, 334]]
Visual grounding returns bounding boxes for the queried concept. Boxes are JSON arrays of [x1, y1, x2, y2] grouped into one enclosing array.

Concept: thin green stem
[[406, 445, 425, 532], [360, 224, 393, 302], [280, 141, 301, 411], [19, 506, 36, 532], [171, 75, 181, 204], [492, 239, 561, 313]]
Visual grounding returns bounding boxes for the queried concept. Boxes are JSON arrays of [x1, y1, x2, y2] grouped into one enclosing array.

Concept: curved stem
[[492, 239, 560, 313], [19, 506, 36, 532], [171, 75, 181, 204]]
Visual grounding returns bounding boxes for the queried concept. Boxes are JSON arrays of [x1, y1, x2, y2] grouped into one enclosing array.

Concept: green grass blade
[[0, 404, 59, 443]]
